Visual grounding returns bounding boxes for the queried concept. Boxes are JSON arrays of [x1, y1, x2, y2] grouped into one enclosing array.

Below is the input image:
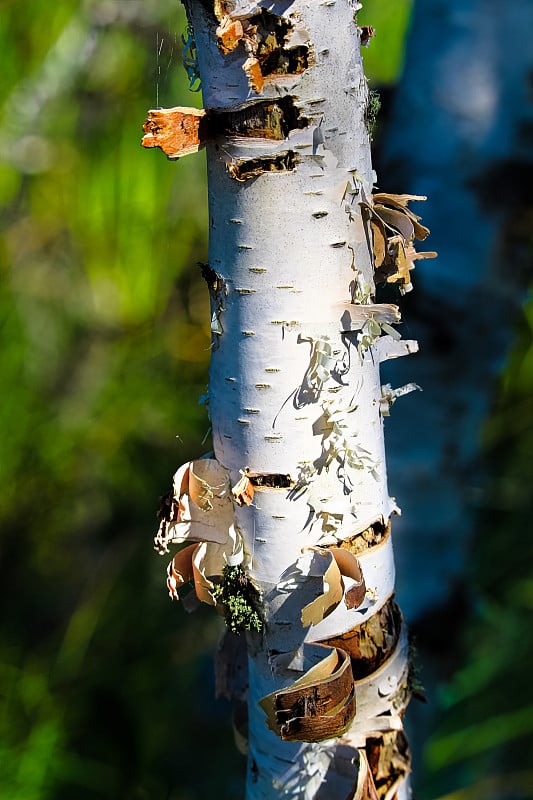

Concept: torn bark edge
[[380, 382, 421, 417], [299, 546, 367, 629], [322, 596, 402, 679], [281, 685, 355, 742], [365, 730, 411, 800], [358, 26, 376, 48], [166, 542, 217, 606], [329, 547, 366, 610], [260, 645, 357, 743], [232, 470, 295, 505], [336, 518, 391, 557], [226, 150, 299, 182], [364, 192, 437, 293], [200, 262, 228, 342], [274, 647, 352, 718], [232, 473, 255, 506], [338, 303, 400, 334], [142, 115, 300, 180], [374, 336, 419, 363], [214, 7, 312, 93], [142, 107, 207, 159], [142, 98, 309, 161]]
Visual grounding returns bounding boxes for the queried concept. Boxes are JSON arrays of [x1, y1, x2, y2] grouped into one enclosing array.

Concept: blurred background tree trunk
[[371, 0, 533, 791], [381, 0, 533, 619]]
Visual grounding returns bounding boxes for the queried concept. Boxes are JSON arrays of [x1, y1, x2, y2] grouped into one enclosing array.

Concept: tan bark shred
[[191, 544, 217, 606], [370, 220, 387, 272], [213, 0, 226, 22], [166, 543, 197, 600], [358, 26, 376, 47], [142, 107, 207, 158], [232, 474, 255, 506], [216, 16, 244, 53], [372, 205, 414, 242], [243, 56, 264, 93], [329, 547, 366, 609], [366, 193, 437, 292], [359, 751, 380, 800], [301, 550, 344, 627], [365, 731, 411, 799]]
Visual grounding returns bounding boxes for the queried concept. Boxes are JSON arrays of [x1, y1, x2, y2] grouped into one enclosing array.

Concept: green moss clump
[[213, 564, 263, 635]]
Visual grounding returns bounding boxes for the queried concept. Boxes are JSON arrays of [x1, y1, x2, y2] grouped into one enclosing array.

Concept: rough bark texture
[[144, 1, 435, 797]]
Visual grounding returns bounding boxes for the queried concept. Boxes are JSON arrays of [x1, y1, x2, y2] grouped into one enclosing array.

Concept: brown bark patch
[[232, 474, 255, 506], [366, 730, 411, 799], [214, 7, 312, 93], [261, 646, 356, 743], [253, 10, 310, 77], [322, 597, 402, 680], [142, 99, 307, 161], [363, 193, 437, 293], [212, 96, 308, 141], [359, 25, 376, 48], [274, 649, 353, 721], [226, 151, 298, 182], [280, 686, 355, 742], [216, 9, 310, 75], [248, 473, 293, 489], [337, 518, 391, 556]]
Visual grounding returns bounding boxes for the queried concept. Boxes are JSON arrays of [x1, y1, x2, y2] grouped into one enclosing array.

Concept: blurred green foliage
[[0, 2, 238, 798], [424, 296, 533, 800], [358, 0, 413, 85]]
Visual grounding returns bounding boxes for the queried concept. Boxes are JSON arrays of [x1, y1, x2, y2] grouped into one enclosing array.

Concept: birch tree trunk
[[143, 2, 434, 797]]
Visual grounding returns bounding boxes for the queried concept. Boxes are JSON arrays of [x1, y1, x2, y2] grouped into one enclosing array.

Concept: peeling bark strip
[[142, 98, 308, 159], [261, 646, 356, 742], [145, 1, 435, 798], [142, 107, 207, 158]]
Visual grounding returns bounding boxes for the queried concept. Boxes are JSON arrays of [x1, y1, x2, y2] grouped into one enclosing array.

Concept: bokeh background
[[1, 1, 532, 798]]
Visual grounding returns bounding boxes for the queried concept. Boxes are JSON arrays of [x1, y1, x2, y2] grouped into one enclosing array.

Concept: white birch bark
[[146, 1, 431, 797]]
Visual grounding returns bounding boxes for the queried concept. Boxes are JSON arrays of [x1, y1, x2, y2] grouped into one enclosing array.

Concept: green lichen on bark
[[213, 564, 263, 634]]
